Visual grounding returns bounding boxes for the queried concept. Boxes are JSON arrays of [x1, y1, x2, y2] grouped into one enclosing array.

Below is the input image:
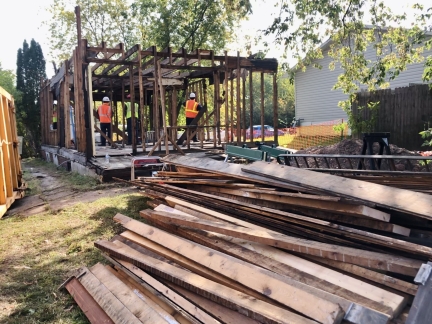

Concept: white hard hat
[[190, 92, 196, 98], [102, 96, 110, 102]]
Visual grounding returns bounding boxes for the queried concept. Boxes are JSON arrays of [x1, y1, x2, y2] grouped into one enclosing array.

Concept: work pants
[[127, 118, 139, 145], [186, 117, 198, 142], [100, 122, 111, 146]]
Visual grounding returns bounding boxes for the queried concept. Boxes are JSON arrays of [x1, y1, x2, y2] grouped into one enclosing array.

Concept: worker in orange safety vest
[[184, 92, 202, 143], [97, 96, 112, 146]]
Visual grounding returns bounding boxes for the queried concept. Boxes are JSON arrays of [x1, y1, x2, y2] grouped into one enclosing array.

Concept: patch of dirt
[[6, 165, 134, 217], [295, 139, 426, 171]]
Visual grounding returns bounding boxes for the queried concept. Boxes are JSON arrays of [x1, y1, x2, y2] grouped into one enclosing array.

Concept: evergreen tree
[[16, 39, 46, 157]]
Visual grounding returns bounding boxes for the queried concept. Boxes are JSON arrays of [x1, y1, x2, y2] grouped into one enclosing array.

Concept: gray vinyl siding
[[295, 45, 432, 125]]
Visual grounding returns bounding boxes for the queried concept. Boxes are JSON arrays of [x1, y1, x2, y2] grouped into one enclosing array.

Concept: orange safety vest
[[98, 103, 111, 123], [185, 100, 199, 118]]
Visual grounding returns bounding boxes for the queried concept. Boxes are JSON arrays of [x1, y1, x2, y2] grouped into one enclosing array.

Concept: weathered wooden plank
[[65, 277, 114, 324], [89, 263, 173, 323], [113, 215, 345, 324], [161, 280, 262, 324], [154, 185, 431, 259], [240, 161, 432, 220], [96, 239, 319, 324], [142, 211, 421, 276], [105, 256, 217, 324], [106, 265, 190, 324], [150, 205, 399, 317], [200, 186, 390, 221], [77, 267, 142, 324], [302, 256, 418, 296]]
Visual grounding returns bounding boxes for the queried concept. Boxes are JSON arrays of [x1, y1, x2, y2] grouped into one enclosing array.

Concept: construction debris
[[62, 153, 432, 324]]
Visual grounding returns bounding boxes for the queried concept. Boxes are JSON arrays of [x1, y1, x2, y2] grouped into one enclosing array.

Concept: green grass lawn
[[0, 160, 150, 323]]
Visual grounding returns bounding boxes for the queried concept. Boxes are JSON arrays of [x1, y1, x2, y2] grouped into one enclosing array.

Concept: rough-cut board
[[107, 265, 191, 324], [64, 277, 114, 324], [162, 154, 432, 217], [199, 186, 390, 221], [303, 256, 418, 296], [149, 206, 397, 318], [89, 263, 175, 323], [113, 214, 345, 324], [143, 211, 422, 276], [105, 257, 218, 324], [159, 279, 262, 324], [162, 154, 318, 194], [163, 200, 409, 311], [96, 239, 318, 324], [77, 267, 142, 324], [155, 184, 432, 258], [240, 162, 432, 220]]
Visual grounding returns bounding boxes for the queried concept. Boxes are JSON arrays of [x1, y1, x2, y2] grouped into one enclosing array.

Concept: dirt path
[[6, 161, 134, 217]]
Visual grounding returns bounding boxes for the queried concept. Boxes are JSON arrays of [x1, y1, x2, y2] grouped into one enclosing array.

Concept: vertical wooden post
[[87, 63, 95, 157], [63, 60, 71, 148], [152, 46, 160, 152], [129, 64, 136, 155], [273, 73, 279, 145], [260, 72, 265, 142], [242, 72, 246, 142], [138, 45, 145, 152], [213, 71, 218, 148], [236, 51, 241, 145], [230, 77, 234, 143], [157, 61, 169, 155], [172, 89, 178, 145], [203, 81, 209, 141], [121, 81, 126, 148], [224, 51, 229, 143]]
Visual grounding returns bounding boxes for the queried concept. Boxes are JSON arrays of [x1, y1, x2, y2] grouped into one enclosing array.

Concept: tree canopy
[[46, 0, 252, 62], [263, 0, 432, 133]]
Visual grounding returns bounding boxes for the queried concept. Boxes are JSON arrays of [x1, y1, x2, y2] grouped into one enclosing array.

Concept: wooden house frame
[[40, 8, 279, 166]]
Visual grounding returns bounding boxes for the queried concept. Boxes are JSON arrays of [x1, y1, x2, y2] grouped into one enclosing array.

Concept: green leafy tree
[[16, 39, 47, 157], [46, 0, 253, 62], [263, 1, 432, 134], [246, 72, 295, 128]]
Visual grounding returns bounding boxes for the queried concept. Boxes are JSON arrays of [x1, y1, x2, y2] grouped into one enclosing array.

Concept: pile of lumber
[[64, 153, 432, 323]]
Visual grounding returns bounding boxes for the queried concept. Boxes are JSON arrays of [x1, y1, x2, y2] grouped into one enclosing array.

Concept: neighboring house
[[294, 33, 432, 126]]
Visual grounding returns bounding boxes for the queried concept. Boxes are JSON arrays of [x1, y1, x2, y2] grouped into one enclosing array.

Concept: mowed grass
[[0, 161, 150, 323]]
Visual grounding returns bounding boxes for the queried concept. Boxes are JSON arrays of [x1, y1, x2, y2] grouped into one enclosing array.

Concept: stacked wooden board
[[63, 153, 432, 323]]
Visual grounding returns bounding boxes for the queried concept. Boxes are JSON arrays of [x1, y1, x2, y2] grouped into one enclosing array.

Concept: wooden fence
[[353, 84, 432, 151]]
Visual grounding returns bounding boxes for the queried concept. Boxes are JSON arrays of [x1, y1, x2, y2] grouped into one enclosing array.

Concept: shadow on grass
[[0, 193, 151, 324]]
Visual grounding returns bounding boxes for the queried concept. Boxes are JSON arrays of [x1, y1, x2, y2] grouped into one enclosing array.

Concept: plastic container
[[105, 154, 110, 164]]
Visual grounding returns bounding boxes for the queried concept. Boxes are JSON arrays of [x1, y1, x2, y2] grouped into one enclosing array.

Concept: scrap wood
[[89, 263, 176, 323], [96, 239, 320, 324], [156, 202, 410, 311], [162, 154, 320, 194], [148, 205, 401, 317], [106, 265, 192, 324], [141, 210, 422, 276], [240, 164, 432, 220], [112, 214, 345, 324], [160, 279, 262, 324], [302, 256, 418, 296], [145, 183, 432, 259], [63, 277, 114, 324], [76, 266, 142, 324], [104, 256, 219, 324], [194, 185, 390, 221]]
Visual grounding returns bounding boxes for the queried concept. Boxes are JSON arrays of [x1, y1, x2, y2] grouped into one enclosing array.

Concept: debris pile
[[63, 154, 432, 324]]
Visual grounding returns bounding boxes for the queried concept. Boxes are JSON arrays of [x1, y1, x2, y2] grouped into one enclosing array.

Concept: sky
[[0, 0, 430, 79]]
